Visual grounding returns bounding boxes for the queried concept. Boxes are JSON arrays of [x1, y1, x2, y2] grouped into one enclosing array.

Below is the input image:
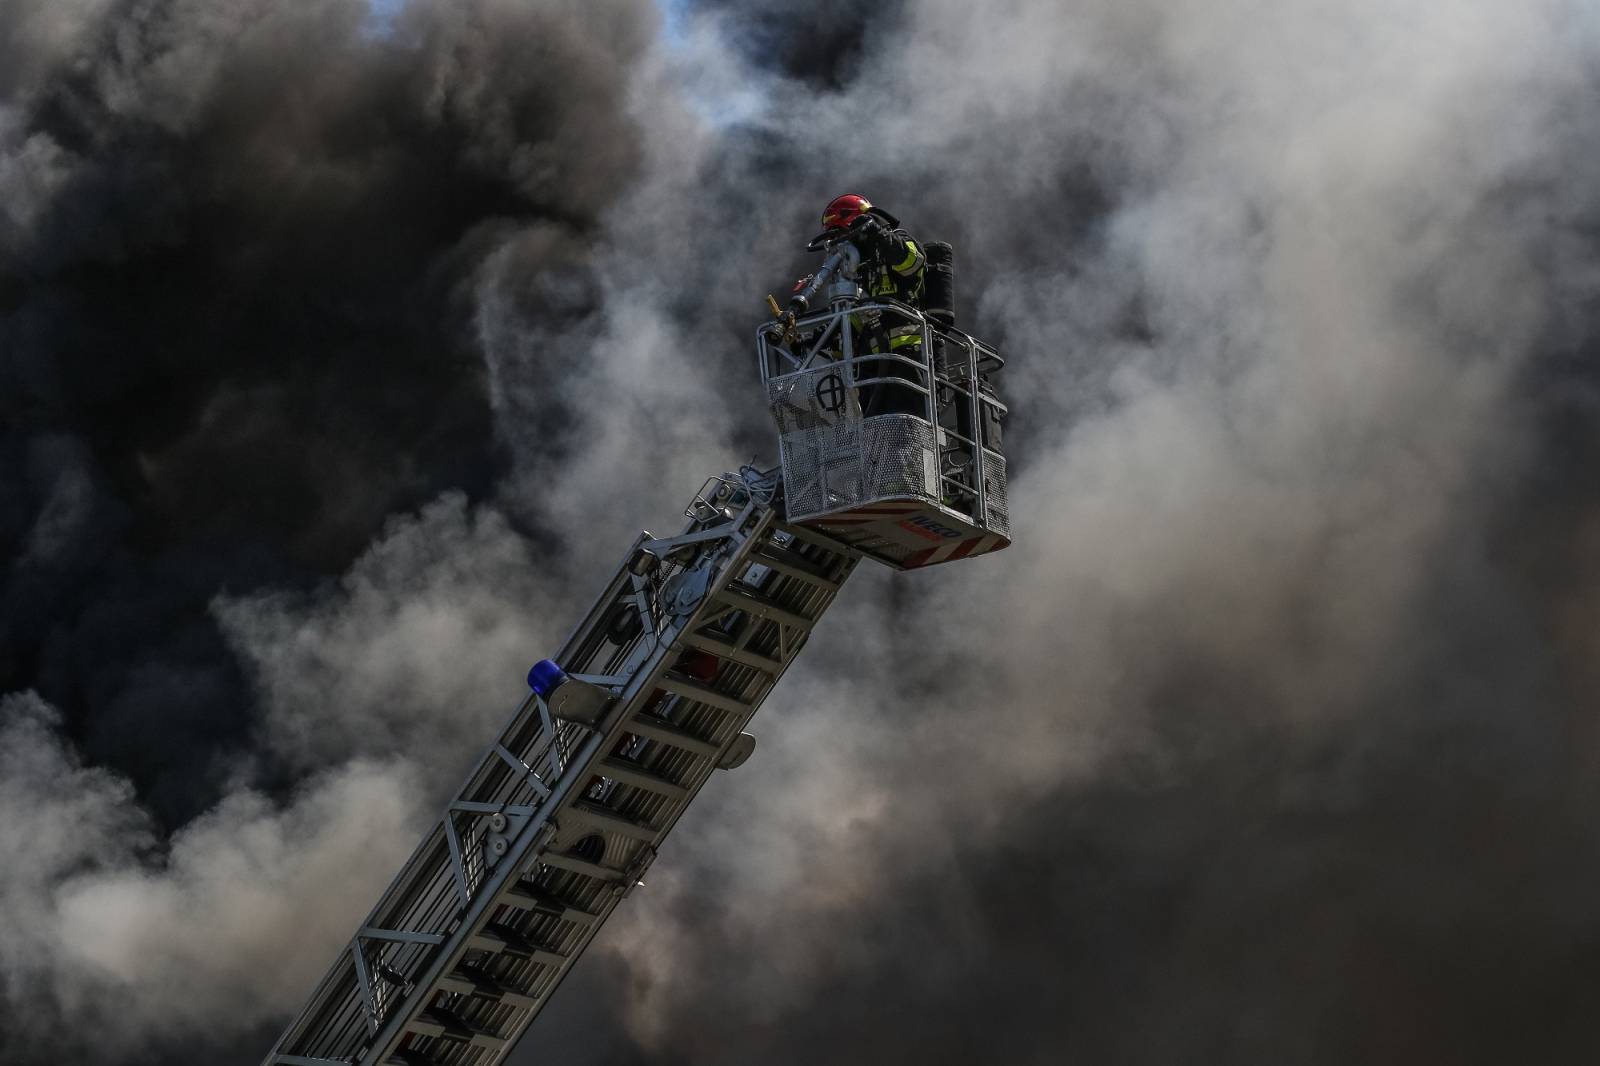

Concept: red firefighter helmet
[[821, 193, 872, 231]]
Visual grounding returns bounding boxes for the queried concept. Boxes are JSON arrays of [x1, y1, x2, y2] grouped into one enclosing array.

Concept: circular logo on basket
[[815, 373, 846, 412]]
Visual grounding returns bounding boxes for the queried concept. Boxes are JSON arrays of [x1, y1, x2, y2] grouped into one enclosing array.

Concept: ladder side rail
[[965, 324, 987, 527]]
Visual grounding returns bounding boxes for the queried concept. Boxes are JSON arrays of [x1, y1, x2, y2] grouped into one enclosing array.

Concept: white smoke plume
[[0, 691, 425, 1060]]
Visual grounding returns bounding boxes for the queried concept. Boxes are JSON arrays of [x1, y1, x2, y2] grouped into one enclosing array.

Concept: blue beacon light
[[527, 659, 567, 697]]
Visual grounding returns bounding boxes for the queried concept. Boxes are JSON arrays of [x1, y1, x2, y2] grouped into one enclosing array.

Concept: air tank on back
[[922, 240, 956, 327]]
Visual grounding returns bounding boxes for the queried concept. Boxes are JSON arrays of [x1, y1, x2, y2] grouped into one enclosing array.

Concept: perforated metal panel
[[767, 366, 859, 435], [768, 366, 856, 520], [982, 453, 1010, 538], [862, 416, 937, 501], [770, 364, 946, 524]]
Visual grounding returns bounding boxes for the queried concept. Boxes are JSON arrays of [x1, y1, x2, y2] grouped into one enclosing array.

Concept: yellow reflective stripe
[[892, 241, 922, 275], [888, 333, 922, 349]]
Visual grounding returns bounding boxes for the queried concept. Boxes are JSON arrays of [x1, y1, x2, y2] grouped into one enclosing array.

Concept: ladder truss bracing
[[262, 475, 858, 1066]]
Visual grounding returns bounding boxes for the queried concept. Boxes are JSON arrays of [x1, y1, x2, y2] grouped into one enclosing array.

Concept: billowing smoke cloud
[[0, 691, 428, 1062], [218, 494, 556, 784], [6, 0, 1600, 1064]]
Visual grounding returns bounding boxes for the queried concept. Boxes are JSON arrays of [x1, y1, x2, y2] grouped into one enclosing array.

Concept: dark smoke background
[[4, 1, 1600, 1064]]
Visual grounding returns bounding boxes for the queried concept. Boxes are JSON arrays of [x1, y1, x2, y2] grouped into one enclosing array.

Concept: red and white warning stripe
[[806, 502, 923, 527], [849, 503, 923, 515], [903, 533, 1006, 569]]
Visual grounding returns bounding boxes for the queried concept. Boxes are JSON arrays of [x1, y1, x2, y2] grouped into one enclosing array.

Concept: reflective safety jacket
[[854, 225, 927, 352], [857, 226, 927, 309]]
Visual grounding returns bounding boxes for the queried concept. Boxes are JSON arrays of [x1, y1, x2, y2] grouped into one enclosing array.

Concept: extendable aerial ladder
[[262, 471, 861, 1066], [265, 252, 1010, 1065]]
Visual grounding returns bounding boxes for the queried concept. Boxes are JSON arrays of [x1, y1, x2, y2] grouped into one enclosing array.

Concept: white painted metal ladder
[[261, 472, 859, 1066]]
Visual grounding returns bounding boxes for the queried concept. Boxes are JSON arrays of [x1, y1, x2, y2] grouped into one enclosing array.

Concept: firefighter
[[793, 194, 928, 415], [817, 193, 927, 311]]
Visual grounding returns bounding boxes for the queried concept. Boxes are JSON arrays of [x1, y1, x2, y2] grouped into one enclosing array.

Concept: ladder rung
[[599, 757, 688, 800], [413, 1007, 505, 1049], [384, 1049, 435, 1066], [715, 587, 813, 632], [774, 521, 858, 556], [538, 851, 624, 882], [680, 632, 784, 676], [658, 672, 753, 715], [570, 801, 657, 841], [750, 545, 841, 587], [499, 881, 601, 925], [466, 925, 566, 966], [436, 968, 536, 1009], [624, 714, 721, 759]]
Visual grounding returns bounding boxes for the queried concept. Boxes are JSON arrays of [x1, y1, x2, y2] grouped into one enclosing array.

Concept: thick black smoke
[[1, 0, 650, 824], [688, 0, 900, 89]]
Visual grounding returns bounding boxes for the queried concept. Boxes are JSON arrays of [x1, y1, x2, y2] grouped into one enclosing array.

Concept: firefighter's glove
[[852, 214, 887, 245]]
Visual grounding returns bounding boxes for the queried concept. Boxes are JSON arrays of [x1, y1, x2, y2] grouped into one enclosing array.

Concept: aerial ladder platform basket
[[759, 296, 1010, 569]]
